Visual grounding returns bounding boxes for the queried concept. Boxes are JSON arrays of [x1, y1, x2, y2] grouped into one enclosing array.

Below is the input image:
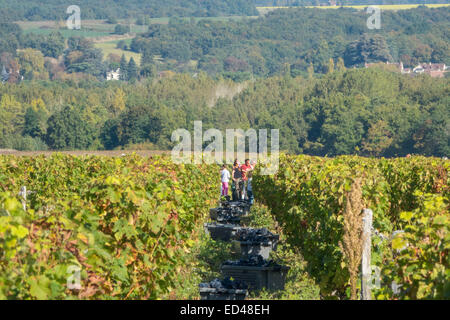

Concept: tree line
[[0, 0, 258, 21], [0, 68, 448, 157], [254, 0, 450, 6], [3, 0, 449, 23]]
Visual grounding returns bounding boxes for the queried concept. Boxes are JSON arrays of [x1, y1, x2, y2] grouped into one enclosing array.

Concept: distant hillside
[[0, 0, 258, 21], [3, 0, 450, 21], [130, 7, 450, 76], [253, 0, 450, 5]]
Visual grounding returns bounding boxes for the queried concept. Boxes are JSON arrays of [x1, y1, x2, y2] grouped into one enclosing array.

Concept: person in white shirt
[[220, 165, 231, 197]]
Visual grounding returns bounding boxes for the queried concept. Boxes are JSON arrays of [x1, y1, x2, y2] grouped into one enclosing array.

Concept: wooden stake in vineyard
[[361, 208, 373, 300], [19, 186, 27, 211]]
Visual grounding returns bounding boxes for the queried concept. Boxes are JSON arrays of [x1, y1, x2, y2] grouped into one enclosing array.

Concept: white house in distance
[[106, 68, 121, 81], [365, 61, 448, 78], [412, 63, 447, 78]]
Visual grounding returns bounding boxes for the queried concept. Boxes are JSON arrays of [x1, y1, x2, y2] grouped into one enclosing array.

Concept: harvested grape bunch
[[220, 200, 251, 214], [211, 206, 247, 224], [199, 277, 248, 290], [223, 255, 281, 268], [235, 228, 279, 244], [215, 209, 242, 224], [226, 206, 247, 215]]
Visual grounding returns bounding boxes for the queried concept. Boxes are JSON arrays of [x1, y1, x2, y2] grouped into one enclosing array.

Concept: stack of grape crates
[[204, 198, 250, 241], [200, 199, 289, 300]]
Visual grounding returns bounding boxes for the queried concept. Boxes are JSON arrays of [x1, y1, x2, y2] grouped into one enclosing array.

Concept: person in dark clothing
[[231, 159, 243, 201]]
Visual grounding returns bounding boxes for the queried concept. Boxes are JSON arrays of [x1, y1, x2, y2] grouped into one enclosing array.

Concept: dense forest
[[131, 7, 450, 77], [0, 0, 258, 21], [0, 68, 448, 157], [2, 0, 450, 22], [254, 0, 450, 5]]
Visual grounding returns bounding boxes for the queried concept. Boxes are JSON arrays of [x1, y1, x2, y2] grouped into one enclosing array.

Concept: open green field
[[16, 20, 149, 39], [21, 28, 112, 38], [94, 40, 142, 64], [257, 3, 450, 14], [16, 16, 253, 39]]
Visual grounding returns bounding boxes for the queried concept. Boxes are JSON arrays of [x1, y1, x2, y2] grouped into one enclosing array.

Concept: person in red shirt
[[240, 159, 253, 200]]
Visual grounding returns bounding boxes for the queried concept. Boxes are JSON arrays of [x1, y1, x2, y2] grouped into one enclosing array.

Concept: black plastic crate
[[221, 263, 289, 291], [239, 241, 277, 260], [234, 228, 279, 259], [204, 223, 242, 242], [199, 288, 248, 300], [209, 208, 242, 224]]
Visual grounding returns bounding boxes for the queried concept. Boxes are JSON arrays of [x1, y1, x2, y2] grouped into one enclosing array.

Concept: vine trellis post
[[361, 208, 373, 300], [19, 186, 27, 211]]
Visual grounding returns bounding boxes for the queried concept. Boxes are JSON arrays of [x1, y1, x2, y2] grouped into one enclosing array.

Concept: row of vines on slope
[[253, 154, 449, 299], [0, 154, 218, 299]]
